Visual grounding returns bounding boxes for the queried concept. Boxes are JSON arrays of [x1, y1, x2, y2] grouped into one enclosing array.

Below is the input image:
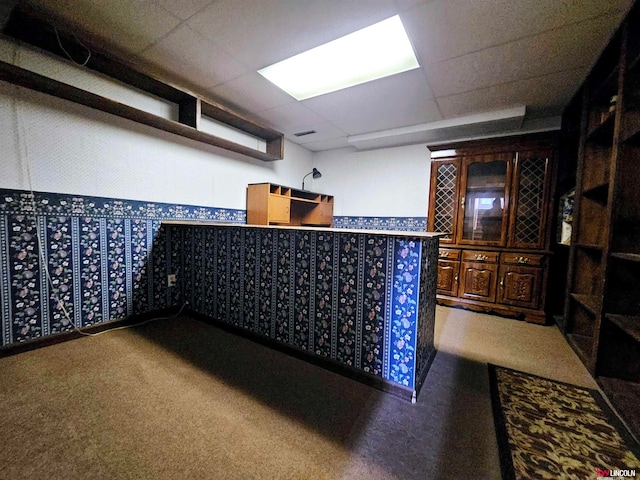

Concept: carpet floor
[[0, 306, 602, 479]]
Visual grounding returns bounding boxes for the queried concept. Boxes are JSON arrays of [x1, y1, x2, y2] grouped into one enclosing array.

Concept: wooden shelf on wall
[[0, 4, 284, 162]]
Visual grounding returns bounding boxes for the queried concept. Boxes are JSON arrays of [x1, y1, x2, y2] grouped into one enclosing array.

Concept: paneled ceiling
[[16, 0, 635, 151]]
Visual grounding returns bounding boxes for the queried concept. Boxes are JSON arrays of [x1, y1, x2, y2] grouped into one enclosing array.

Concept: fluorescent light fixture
[[258, 15, 419, 100]]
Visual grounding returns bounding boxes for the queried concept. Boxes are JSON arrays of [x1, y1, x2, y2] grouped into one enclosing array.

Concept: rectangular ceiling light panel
[[258, 15, 419, 101]]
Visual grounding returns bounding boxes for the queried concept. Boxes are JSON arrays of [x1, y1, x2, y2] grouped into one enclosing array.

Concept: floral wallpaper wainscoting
[[172, 223, 439, 397], [333, 216, 428, 232], [0, 189, 439, 398], [0, 188, 244, 348]]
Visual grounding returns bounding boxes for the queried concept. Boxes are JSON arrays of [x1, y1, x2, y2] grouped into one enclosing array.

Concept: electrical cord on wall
[[54, 26, 92, 67], [13, 68, 185, 339]]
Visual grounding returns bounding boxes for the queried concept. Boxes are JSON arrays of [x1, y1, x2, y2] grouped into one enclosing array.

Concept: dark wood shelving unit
[[0, 4, 284, 162], [561, 1, 640, 441]]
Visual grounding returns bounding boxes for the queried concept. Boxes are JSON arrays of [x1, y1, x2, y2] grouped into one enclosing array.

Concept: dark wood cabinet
[[498, 264, 543, 309], [460, 261, 498, 303], [428, 134, 556, 324], [561, 2, 640, 439], [437, 260, 459, 297]]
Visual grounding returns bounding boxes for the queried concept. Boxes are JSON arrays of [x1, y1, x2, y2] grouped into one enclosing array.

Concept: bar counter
[[163, 222, 441, 401]]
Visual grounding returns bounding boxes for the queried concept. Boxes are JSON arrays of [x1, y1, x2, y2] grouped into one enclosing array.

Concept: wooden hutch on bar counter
[[247, 182, 334, 227]]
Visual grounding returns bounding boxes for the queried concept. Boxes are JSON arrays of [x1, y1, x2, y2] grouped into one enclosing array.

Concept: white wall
[[0, 36, 435, 216], [0, 39, 313, 209], [312, 144, 431, 217]]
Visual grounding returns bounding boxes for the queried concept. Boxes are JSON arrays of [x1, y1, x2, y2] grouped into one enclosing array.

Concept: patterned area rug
[[489, 365, 640, 480]]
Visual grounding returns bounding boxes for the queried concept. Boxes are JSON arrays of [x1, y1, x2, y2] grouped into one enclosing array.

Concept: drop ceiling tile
[[209, 72, 296, 114], [437, 67, 587, 119], [187, 0, 397, 69], [285, 122, 348, 145], [156, 0, 213, 20], [404, 0, 632, 65], [251, 103, 348, 145], [140, 25, 249, 88], [393, 0, 432, 12], [296, 137, 352, 152], [427, 13, 623, 98], [255, 102, 328, 130], [303, 69, 440, 135], [33, 0, 182, 53]]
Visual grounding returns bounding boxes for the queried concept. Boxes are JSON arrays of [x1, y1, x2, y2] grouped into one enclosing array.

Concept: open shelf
[[622, 109, 640, 144], [606, 314, 640, 343], [570, 294, 600, 315], [566, 333, 593, 366], [597, 377, 640, 440], [589, 65, 619, 104], [582, 182, 609, 203], [575, 243, 604, 252], [587, 113, 616, 145], [612, 252, 640, 262]]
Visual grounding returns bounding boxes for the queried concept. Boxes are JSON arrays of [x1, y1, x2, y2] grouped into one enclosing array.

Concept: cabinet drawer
[[501, 253, 544, 266], [438, 248, 461, 260], [461, 250, 499, 263]]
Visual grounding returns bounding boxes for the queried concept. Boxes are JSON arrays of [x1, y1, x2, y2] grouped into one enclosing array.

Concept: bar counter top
[[162, 220, 443, 239]]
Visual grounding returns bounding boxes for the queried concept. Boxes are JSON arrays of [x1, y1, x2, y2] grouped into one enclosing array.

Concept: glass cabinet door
[[458, 154, 512, 245], [508, 150, 551, 249], [428, 159, 460, 243]]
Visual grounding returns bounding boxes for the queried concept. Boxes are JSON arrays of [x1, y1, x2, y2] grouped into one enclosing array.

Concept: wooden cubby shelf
[[247, 183, 334, 227]]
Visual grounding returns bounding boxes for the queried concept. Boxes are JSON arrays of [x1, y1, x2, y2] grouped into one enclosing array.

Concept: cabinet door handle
[[499, 277, 505, 289], [460, 196, 465, 207], [516, 256, 530, 264], [454, 275, 459, 284], [441, 251, 449, 258], [475, 254, 488, 261]]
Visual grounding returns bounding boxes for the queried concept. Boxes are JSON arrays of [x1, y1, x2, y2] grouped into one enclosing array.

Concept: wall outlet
[[167, 274, 177, 288]]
